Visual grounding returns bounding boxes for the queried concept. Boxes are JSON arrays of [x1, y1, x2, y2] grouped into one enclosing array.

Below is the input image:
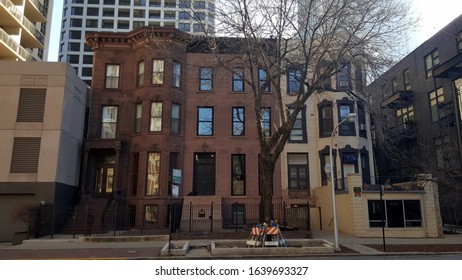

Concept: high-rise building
[[59, 0, 215, 85], [0, 0, 53, 61]]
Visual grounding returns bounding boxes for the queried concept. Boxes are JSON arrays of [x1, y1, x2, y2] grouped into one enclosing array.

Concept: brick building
[[83, 27, 283, 232]]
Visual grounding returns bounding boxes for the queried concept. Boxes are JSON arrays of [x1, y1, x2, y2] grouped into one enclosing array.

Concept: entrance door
[[386, 200, 404, 227], [193, 153, 215, 195], [95, 166, 114, 194]]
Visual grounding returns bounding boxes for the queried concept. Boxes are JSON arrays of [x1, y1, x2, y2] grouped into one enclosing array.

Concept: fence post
[[210, 202, 214, 233], [114, 201, 119, 236], [84, 205, 88, 236], [27, 206, 33, 240], [283, 202, 287, 227], [141, 207, 145, 236], [50, 204, 56, 239], [189, 202, 192, 233], [73, 205, 78, 239], [234, 202, 238, 232], [306, 206, 310, 231]]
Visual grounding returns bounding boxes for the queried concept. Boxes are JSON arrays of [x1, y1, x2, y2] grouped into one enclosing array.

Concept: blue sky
[[46, 0, 462, 61]]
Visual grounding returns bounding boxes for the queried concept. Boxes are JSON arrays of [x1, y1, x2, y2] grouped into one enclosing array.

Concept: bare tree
[[192, 0, 417, 223]]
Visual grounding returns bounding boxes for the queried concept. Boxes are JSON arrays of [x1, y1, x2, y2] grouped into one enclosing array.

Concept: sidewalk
[[311, 230, 462, 254], [0, 230, 461, 259]]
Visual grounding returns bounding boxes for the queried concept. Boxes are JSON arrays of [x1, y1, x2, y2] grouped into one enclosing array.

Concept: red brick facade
[[82, 27, 282, 230]]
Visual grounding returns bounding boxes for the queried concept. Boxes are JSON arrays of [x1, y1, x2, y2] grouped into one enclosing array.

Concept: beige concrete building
[[312, 174, 443, 238], [0, 61, 88, 241]]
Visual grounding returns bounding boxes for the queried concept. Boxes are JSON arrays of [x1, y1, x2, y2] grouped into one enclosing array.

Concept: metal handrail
[[0, 28, 33, 61]]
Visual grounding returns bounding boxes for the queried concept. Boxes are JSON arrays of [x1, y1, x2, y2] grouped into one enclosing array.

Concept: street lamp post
[[324, 112, 356, 252]]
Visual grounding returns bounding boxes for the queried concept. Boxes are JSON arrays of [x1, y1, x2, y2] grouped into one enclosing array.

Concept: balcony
[[434, 52, 462, 79], [0, 27, 33, 61], [362, 182, 424, 193], [381, 90, 413, 109], [385, 121, 416, 141], [1, 0, 45, 48], [24, 0, 48, 22]]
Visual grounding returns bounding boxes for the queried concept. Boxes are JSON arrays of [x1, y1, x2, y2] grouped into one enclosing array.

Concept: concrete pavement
[[0, 230, 461, 259]]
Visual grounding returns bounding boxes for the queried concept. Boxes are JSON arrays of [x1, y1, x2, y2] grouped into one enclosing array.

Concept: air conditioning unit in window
[[360, 124, 367, 131]]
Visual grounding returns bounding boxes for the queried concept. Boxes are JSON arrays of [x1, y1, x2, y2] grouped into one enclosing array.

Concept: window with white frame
[[136, 61, 145, 87], [152, 59, 164, 85], [288, 107, 307, 143], [171, 103, 180, 134], [135, 103, 142, 133], [101, 106, 118, 139], [173, 62, 181, 87], [146, 152, 160, 195], [105, 64, 120, 89], [150, 102, 162, 132]]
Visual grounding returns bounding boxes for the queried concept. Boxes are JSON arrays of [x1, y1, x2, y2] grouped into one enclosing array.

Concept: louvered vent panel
[[10, 137, 41, 173], [17, 89, 46, 122]]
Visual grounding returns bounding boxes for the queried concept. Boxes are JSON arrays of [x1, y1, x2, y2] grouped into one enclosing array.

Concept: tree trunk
[[259, 156, 275, 224]]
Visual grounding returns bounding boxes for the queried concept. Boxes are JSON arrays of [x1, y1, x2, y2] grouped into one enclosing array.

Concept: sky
[[46, 0, 462, 62]]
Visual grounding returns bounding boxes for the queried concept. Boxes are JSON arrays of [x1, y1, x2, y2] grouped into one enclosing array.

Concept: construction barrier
[[246, 222, 285, 247]]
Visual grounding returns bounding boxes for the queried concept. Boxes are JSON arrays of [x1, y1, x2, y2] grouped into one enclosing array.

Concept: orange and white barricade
[[246, 225, 265, 247], [264, 225, 286, 247], [247, 223, 286, 247]]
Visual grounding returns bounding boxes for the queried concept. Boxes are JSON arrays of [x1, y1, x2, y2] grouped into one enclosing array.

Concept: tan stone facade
[[312, 174, 443, 237], [0, 61, 88, 241]]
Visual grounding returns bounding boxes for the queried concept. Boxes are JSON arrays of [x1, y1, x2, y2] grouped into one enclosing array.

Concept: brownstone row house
[[83, 27, 283, 232]]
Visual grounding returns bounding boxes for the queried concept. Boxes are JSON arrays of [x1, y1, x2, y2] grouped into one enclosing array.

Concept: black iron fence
[[27, 202, 310, 238]]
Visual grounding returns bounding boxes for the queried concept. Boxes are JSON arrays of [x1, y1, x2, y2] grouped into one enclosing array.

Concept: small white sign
[[172, 184, 180, 197]]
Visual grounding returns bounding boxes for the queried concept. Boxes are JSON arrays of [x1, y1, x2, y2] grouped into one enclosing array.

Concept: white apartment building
[[58, 0, 215, 85], [0, 0, 54, 61]]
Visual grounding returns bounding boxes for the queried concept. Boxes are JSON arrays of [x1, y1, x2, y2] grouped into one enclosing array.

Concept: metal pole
[[380, 185, 386, 252], [329, 114, 356, 252], [50, 204, 56, 239], [330, 128, 340, 252], [168, 174, 172, 256], [73, 205, 78, 239]]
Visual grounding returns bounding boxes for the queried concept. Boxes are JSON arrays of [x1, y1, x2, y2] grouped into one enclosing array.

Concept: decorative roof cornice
[[85, 27, 191, 50]]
